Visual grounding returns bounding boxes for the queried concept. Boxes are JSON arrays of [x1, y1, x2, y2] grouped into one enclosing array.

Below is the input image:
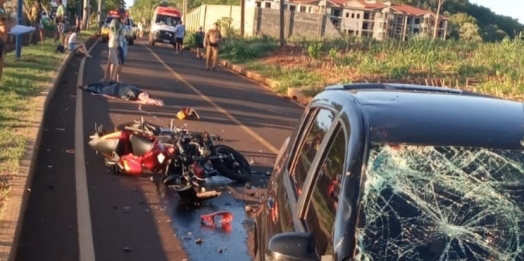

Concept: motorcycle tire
[[211, 145, 252, 183]]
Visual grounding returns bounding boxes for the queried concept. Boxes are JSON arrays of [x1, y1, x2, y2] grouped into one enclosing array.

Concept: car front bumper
[[152, 30, 175, 44]]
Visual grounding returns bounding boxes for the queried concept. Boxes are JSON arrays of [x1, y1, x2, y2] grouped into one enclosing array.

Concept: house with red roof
[[248, 0, 448, 40]]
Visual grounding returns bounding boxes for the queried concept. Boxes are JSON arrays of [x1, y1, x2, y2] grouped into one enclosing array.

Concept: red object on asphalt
[[200, 211, 233, 228]]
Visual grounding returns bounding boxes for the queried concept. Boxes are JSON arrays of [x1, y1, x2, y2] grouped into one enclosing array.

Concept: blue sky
[[127, 0, 521, 24], [470, 0, 522, 23]]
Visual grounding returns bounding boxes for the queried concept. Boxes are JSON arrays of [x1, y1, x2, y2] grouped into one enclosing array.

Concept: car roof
[[324, 83, 524, 150]]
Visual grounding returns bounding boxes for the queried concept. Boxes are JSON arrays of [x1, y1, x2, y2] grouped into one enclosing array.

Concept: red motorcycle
[[88, 124, 173, 176], [88, 118, 251, 203]]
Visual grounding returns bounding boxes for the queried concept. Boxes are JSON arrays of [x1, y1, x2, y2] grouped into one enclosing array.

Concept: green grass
[[0, 31, 95, 213], [217, 34, 524, 100]]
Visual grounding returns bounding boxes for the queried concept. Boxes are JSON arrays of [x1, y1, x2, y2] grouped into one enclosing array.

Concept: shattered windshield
[[355, 144, 524, 261]]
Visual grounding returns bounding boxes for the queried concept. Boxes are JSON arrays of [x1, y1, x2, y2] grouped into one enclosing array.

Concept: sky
[[470, 0, 523, 24], [126, 0, 522, 25]]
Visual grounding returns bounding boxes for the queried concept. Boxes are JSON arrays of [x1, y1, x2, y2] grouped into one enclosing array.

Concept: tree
[[432, 0, 445, 39]]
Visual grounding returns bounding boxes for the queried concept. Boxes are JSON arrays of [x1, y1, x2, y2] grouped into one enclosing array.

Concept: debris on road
[[123, 246, 132, 253], [195, 238, 203, 244], [200, 211, 233, 227], [122, 206, 132, 213]]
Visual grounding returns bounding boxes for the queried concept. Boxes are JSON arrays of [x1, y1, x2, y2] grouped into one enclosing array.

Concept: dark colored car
[[254, 83, 524, 261]]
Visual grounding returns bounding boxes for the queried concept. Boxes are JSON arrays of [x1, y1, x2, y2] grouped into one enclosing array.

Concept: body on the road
[[80, 82, 164, 106], [174, 21, 186, 55], [204, 23, 222, 70]]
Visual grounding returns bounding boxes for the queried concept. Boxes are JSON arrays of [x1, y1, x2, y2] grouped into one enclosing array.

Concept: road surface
[[15, 38, 304, 261]]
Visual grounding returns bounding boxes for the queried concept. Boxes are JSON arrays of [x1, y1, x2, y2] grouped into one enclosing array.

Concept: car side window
[[304, 127, 346, 257], [289, 108, 335, 196]]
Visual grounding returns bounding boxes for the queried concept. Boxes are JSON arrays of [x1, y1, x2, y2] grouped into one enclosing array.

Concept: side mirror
[[267, 232, 318, 261]]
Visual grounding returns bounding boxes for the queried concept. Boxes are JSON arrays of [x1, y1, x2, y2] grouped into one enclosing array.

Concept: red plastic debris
[[200, 211, 233, 228]]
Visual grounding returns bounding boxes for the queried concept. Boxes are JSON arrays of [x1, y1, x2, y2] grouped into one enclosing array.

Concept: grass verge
[[204, 34, 524, 100], [0, 29, 97, 217]]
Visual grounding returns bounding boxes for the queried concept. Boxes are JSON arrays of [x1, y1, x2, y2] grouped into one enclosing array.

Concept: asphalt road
[[15, 37, 303, 261]]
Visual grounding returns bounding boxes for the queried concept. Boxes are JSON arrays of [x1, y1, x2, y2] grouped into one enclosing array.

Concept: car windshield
[[155, 14, 179, 26], [355, 144, 524, 260]]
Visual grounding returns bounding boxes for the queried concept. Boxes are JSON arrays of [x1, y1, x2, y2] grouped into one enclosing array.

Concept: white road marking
[[142, 44, 280, 154], [75, 38, 99, 261]]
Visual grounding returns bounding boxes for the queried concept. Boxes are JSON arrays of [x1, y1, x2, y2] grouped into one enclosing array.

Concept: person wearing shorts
[[67, 27, 92, 57], [102, 17, 124, 82], [174, 21, 186, 55]]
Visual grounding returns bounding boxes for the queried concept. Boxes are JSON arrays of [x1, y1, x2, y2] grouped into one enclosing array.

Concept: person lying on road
[[79, 82, 164, 106]]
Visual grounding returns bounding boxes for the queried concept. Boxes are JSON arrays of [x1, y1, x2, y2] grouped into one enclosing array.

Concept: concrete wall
[[185, 4, 340, 38]]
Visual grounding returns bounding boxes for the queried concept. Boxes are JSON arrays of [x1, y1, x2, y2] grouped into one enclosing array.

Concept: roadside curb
[[0, 34, 99, 261], [188, 47, 309, 107]]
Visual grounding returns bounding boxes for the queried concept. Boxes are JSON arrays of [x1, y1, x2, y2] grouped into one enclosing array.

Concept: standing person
[[137, 21, 143, 38], [195, 26, 204, 58], [29, 0, 44, 44], [54, 0, 65, 44], [204, 22, 222, 71], [115, 16, 129, 82], [101, 18, 123, 82], [174, 20, 186, 55]]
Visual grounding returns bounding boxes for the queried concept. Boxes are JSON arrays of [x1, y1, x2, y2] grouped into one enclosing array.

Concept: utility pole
[[432, 0, 445, 39], [240, 0, 244, 37], [15, 0, 23, 59], [78, 0, 83, 28], [182, 0, 187, 22], [279, 0, 284, 47], [82, 0, 89, 30], [97, 0, 103, 26]]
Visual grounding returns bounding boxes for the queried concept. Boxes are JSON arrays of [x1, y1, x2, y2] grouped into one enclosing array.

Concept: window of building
[[290, 5, 296, 11], [332, 9, 341, 17], [357, 13, 360, 19], [351, 13, 355, 18], [414, 17, 420, 24], [265, 2, 271, 8], [256, 1, 261, 7], [300, 6, 306, 12]]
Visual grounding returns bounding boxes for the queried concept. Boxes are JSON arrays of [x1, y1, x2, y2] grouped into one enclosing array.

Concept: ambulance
[[148, 6, 182, 46]]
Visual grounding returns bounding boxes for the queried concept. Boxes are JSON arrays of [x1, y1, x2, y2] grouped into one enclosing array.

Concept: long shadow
[[79, 43, 185, 261]]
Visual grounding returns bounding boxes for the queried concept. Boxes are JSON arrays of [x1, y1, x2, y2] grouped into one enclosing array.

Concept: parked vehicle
[[253, 83, 524, 261], [148, 6, 181, 46], [88, 117, 252, 202]]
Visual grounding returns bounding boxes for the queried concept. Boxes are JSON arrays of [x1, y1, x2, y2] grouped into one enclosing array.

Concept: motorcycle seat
[[129, 134, 156, 156]]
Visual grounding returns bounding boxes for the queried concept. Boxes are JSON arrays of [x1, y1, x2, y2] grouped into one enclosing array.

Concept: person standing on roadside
[[204, 22, 222, 71], [54, 0, 65, 44], [101, 17, 123, 82], [29, 0, 44, 44], [115, 16, 130, 82], [174, 20, 186, 55], [195, 26, 204, 58]]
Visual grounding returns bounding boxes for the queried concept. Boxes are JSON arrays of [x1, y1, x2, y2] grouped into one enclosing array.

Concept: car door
[[297, 121, 349, 260], [259, 106, 336, 260]]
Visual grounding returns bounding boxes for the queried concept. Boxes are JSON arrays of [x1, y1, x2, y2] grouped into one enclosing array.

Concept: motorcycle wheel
[[211, 145, 252, 183]]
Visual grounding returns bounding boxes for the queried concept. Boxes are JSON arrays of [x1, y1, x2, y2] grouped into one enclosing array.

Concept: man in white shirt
[[67, 27, 92, 57], [174, 20, 186, 55]]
